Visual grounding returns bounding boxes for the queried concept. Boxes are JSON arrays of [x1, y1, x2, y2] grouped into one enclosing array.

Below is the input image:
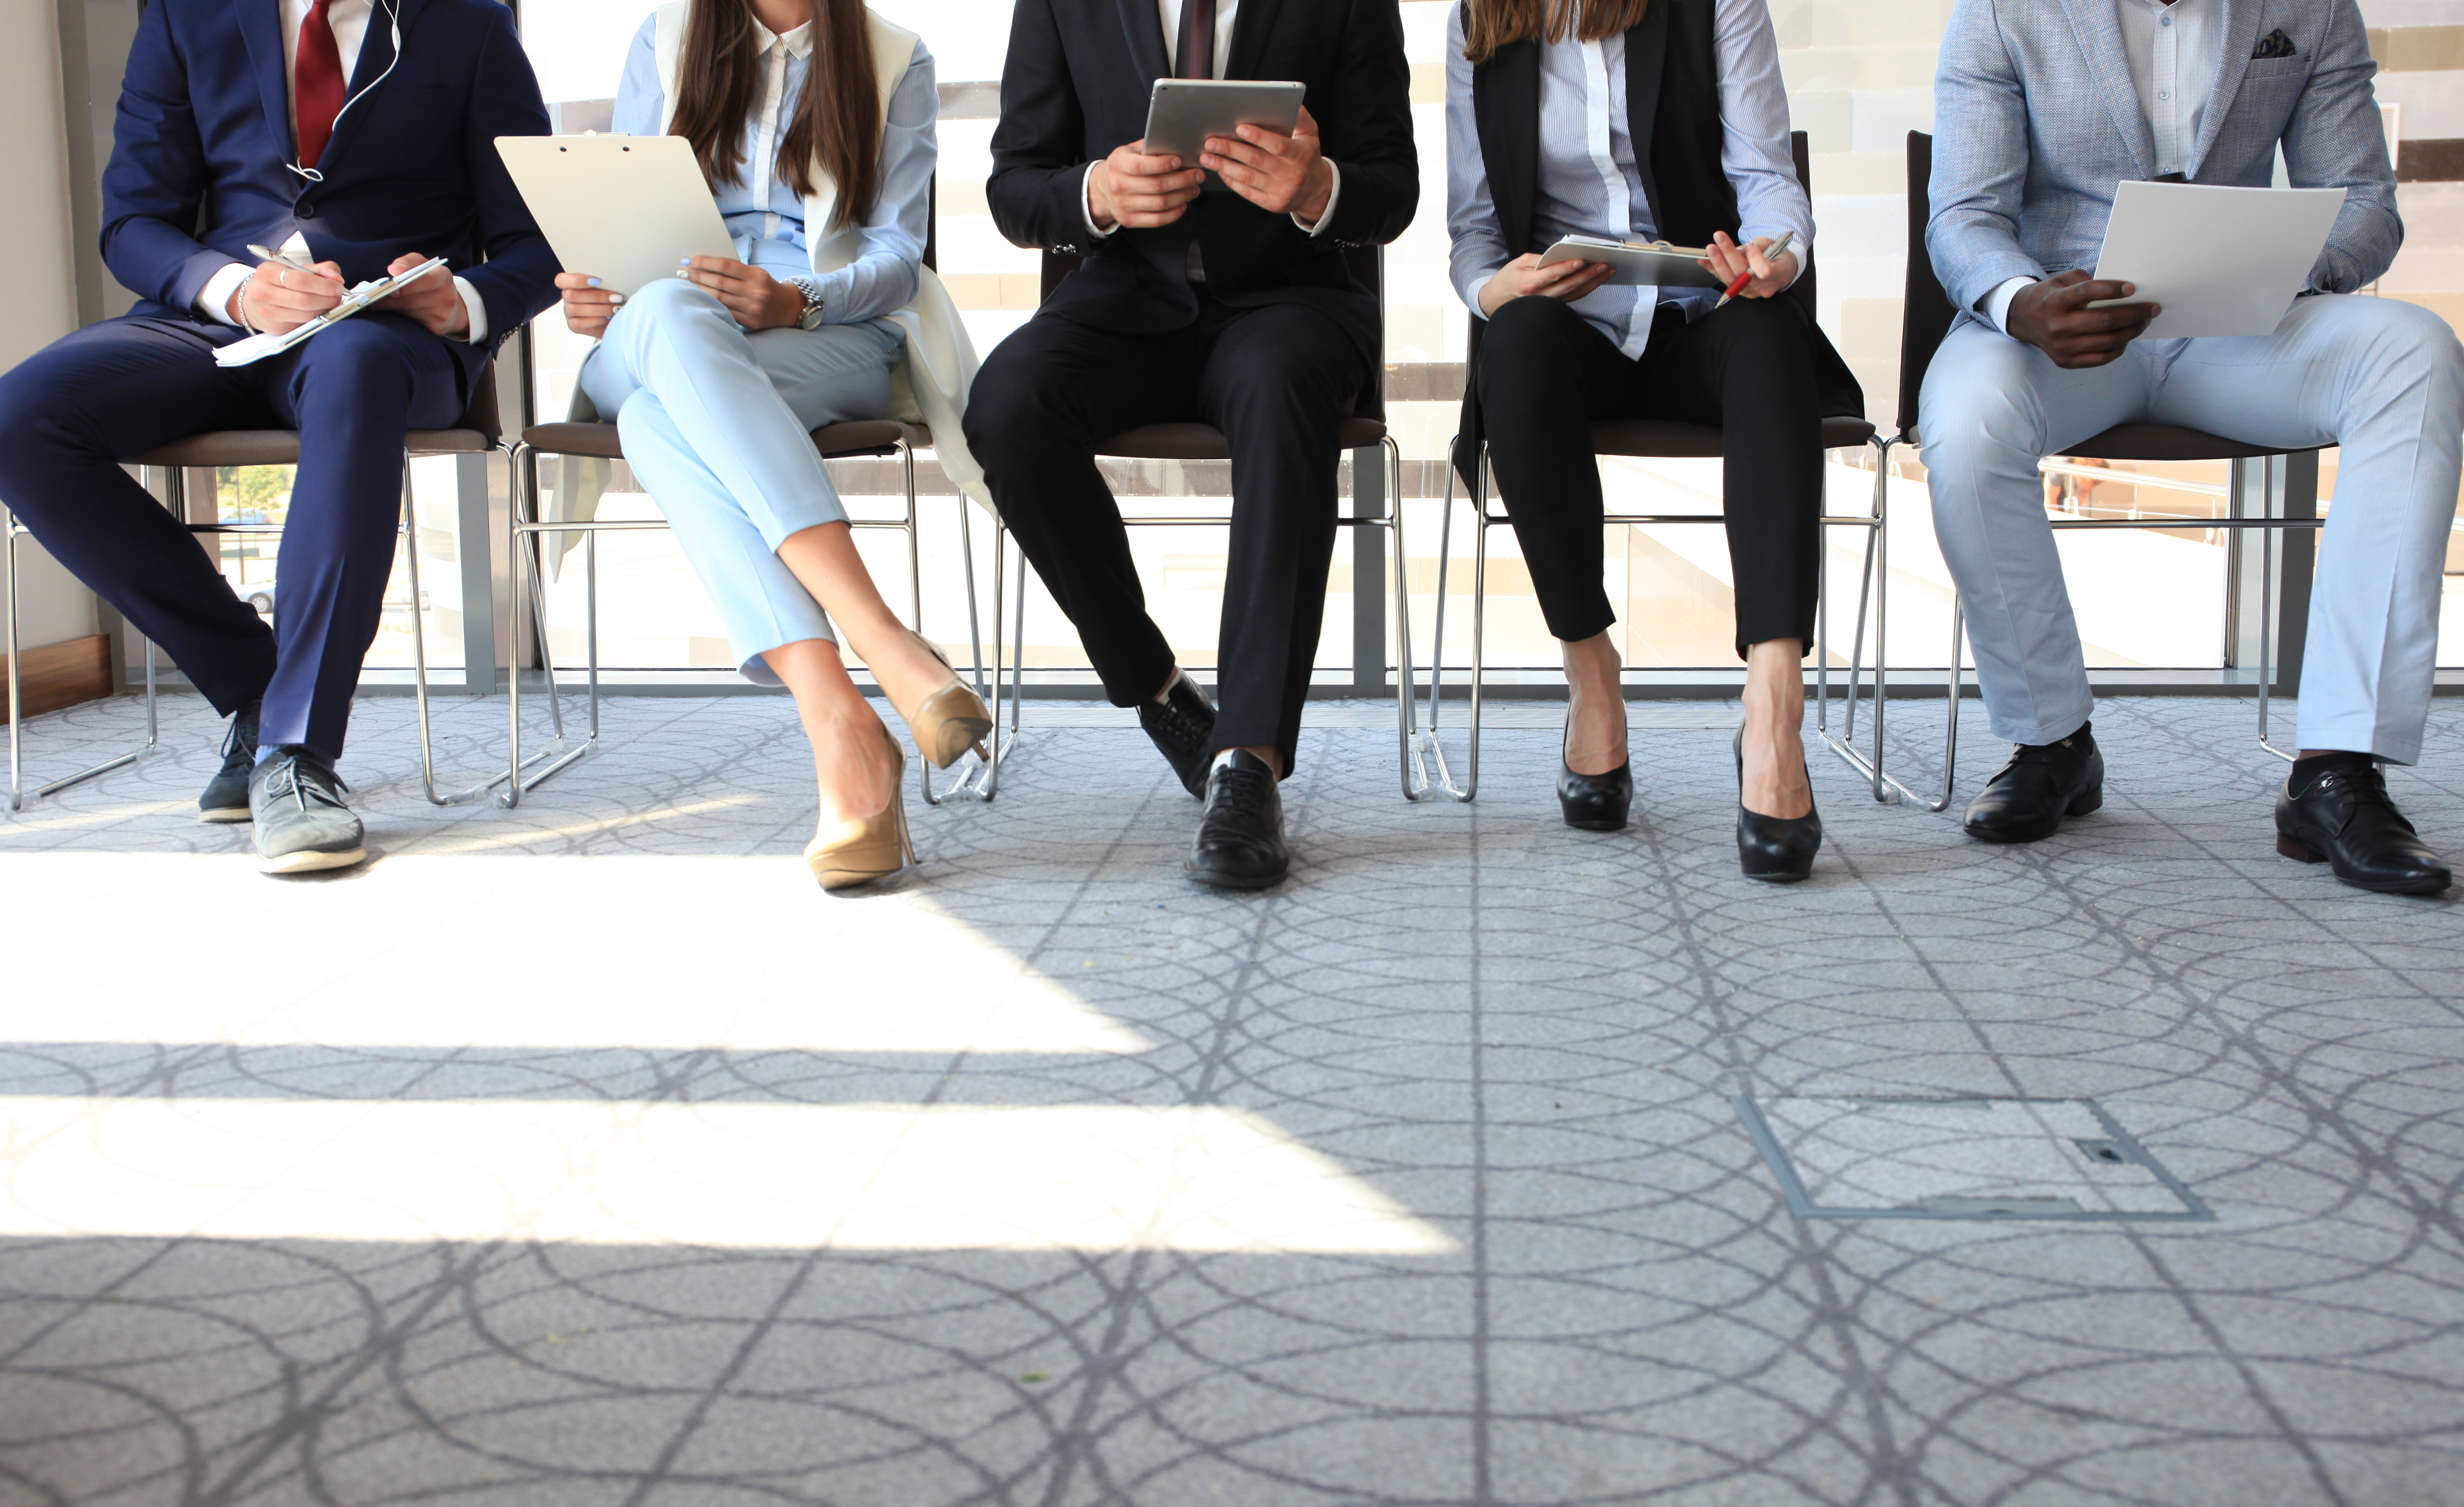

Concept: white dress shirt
[[1446, 0, 1809, 358], [197, 0, 489, 342], [1079, 0, 1344, 271], [1982, 0, 2221, 332]]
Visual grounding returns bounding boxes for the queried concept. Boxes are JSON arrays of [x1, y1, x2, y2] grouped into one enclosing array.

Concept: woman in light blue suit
[[556, 0, 987, 890]]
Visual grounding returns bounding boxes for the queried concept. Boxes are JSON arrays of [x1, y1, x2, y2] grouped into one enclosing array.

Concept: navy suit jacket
[[101, 0, 558, 369]]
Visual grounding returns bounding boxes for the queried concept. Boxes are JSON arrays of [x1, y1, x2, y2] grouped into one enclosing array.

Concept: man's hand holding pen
[[230, 258, 346, 335]]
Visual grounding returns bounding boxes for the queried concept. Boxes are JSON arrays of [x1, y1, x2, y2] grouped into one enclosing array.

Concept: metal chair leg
[[2255, 458, 2299, 765], [1385, 436, 1414, 800], [921, 462, 996, 806], [1815, 436, 1957, 809], [1406, 442, 1468, 801], [4, 495, 160, 813], [402, 450, 521, 807], [501, 446, 598, 805]]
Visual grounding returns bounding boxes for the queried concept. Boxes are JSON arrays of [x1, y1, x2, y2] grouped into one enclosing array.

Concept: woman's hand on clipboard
[[1477, 254, 1614, 318], [557, 272, 624, 339]]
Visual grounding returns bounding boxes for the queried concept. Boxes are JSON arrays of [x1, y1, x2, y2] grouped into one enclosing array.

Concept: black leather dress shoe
[[1558, 712, 1632, 830], [2276, 754, 2451, 895], [1139, 671, 1217, 799], [198, 698, 261, 824], [1963, 722, 2103, 844], [1735, 731, 1821, 882], [1185, 750, 1289, 890]]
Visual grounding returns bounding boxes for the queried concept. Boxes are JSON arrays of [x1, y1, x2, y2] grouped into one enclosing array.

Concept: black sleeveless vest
[[1455, 0, 1861, 471]]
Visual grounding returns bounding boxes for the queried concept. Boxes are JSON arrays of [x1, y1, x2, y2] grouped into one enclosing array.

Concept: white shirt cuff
[[1984, 275, 2037, 335], [1082, 163, 1119, 241], [1292, 160, 1342, 237], [198, 262, 252, 327], [454, 276, 489, 344]]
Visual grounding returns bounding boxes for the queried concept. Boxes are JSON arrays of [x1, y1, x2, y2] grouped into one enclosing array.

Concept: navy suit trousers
[[0, 311, 463, 760]]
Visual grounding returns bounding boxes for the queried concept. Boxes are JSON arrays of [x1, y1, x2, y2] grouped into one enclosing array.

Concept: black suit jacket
[[987, 0, 1417, 363]]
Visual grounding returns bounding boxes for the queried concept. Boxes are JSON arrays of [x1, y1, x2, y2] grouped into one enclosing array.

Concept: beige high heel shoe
[[896, 632, 993, 770], [805, 722, 916, 891]]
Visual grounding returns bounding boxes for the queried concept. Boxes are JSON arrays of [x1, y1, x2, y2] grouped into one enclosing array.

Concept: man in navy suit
[[0, 0, 558, 873]]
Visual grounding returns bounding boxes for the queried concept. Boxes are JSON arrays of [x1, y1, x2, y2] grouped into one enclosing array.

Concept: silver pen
[[248, 243, 317, 271]]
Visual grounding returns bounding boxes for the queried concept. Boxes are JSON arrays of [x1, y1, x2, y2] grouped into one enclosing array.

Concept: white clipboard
[[495, 134, 736, 296], [2089, 181, 2347, 339], [1538, 235, 1727, 289], [212, 256, 451, 367]]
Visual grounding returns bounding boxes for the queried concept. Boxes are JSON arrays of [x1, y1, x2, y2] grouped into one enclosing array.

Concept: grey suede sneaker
[[249, 748, 366, 874], [197, 699, 262, 823]]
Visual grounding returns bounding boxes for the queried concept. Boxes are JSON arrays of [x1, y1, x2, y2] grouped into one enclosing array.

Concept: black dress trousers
[[1474, 292, 1826, 657], [963, 291, 1368, 778]]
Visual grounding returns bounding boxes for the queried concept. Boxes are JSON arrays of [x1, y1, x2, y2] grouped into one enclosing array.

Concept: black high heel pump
[[1734, 729, 1821, 882], [1558, 714, 1632, 831]]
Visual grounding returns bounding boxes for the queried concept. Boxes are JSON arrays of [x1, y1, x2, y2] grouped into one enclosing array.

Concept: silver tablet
[[1142, 79, 1306, 191], [1539, 236, 1729, 290]]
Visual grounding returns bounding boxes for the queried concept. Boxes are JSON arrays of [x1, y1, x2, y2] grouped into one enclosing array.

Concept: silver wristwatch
[[789, 275, 827, 331]]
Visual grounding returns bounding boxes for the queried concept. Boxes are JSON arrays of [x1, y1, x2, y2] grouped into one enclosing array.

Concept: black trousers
[[1476, 294, 1824, 658], [0, 311, 464, 759], [963, 293, 1368, 776]]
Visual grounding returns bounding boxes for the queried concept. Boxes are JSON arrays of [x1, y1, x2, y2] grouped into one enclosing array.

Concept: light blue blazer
[[1926, 0, 2400, 328]]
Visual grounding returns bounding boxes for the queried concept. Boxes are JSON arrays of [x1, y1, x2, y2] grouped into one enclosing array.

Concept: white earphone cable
[[287, 0, 404, 186]]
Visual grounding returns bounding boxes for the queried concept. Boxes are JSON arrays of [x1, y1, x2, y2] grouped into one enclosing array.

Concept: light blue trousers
[[579, 275, 903, 683], [1920, 294, 2464, 763]]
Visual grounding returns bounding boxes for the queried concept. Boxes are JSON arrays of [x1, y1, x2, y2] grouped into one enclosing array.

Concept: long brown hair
[[1462, 0, 1653, 64], [669, 0, 881, 228]]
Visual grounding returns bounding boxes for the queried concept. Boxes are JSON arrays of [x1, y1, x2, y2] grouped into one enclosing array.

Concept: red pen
[[1714, 230, 1794, 308]]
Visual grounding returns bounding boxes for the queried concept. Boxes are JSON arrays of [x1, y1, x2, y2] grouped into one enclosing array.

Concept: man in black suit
[[965, 0, 1416, 890]]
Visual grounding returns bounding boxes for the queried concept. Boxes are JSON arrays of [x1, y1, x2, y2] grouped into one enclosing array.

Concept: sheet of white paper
[[2089, 181, 2346, 339], [210, 258, 450, 367]]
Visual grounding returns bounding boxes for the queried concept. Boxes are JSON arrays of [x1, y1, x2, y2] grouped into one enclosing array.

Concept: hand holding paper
[[2088, 181, 2347, 339]]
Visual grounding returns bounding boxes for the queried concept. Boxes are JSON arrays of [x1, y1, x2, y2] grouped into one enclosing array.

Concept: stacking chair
[[4, 364, 513, 812], [976, 240, 1413, 799], [504, 185, 997, 808], [1410, 132, 1883, 802], [1865, 131, 2327, 811]]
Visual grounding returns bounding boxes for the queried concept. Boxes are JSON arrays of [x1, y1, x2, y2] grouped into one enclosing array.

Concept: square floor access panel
[[1733, 1097, 2214, 1223]]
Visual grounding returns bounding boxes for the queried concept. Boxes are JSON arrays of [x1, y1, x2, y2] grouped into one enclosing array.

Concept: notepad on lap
[[212, 257, 450, 368], [495, 134, 735, 296], [2088, 181, 2346, 339]]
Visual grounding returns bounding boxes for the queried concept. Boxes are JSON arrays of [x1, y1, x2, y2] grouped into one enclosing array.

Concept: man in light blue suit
[[1921, 0, 2461, 895]]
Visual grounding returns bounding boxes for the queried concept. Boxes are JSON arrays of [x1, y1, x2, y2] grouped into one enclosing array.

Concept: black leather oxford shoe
[[1963, 722, 2103, 844], [1185, 750, 1289, 890], [2276, 754, 2451, 895], [1139, 671, 1217, 799]]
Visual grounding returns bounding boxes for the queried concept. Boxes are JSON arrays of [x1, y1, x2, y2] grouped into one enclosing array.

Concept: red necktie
[[294, 0, 346, 169], [1176, 0, 1217, 79]]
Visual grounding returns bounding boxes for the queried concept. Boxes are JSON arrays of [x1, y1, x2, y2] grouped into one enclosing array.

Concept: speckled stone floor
[[2, 689, 2460, 1506]]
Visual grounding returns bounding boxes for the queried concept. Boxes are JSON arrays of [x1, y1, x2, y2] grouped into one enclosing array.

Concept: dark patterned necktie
[[1176, 0, 1217, 79]]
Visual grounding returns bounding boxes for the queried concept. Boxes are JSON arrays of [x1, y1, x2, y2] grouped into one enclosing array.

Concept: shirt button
[[2158, 91, 2171, 100]]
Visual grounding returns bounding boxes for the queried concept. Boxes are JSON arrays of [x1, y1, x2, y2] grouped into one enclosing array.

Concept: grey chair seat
[[2063, 422, 2323, 463], [131, 428, 495, 466], [520, 418, 934, 462], [1091, 416, 1389, 462], [1589, 415, 1879, 459]]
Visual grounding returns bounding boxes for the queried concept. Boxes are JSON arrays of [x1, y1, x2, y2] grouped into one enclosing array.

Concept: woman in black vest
[[1446, 0, 1861, 881]]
